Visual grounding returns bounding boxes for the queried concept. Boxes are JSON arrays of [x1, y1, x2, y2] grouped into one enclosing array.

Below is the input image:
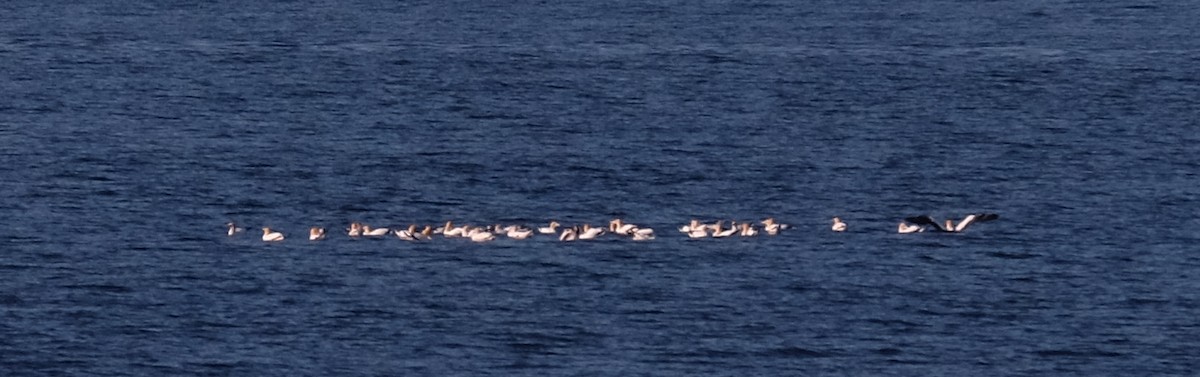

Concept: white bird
[[679, 219, 703, 233], [578, 224, 605, 240], [904, 214, 999, 233], [687, 225, 709, 238], [538, 221, 561, 234], [361, 225, 390, 237], [631, 227, 655, 241], [347, 222, 363, 237], [441, 221, 467, 238], [467, 227, 495, 242], [831, 217, 847, 232], [739, 223, 758, 237], [262, 227, 284, 242], [760, 218, 788, 236], [711, 221, 738, 238], [226, 222, 245, 236], [559, 227, 578, 242], [609, 218, 637, 236], [394, 224, 419, 241], [504, 225, 534, 240], [309, 227, 326, 240], [897, 222, 924, 234], [416, 225, 434, 241]]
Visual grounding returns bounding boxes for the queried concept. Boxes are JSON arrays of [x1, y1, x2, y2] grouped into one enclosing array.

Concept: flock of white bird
[[229, 214, 998, 242]]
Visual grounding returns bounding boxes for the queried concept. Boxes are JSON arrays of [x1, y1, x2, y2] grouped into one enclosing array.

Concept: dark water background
[[3, 1, 1199, 375]]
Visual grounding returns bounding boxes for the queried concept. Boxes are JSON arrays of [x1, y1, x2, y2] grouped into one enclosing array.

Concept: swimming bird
[[679, 219, 704, 234], [739, 223, 758, 237], [504, 225, 534, 240], [897, 222, 924, 234], [309, 227, 326, 240], [630, 227, 655, 241], [361, 224, 390, 237], [226, 222, 245, 236], [262, 227, 284, 242], [347, 222, 363, 237], [609, 218, 637, 236], [831, 217, 847, 232], [559, 227, 578, 242], [711, 221, 738, 238], [578, 224, 605, 240], [538, 221, 561, 235], [395, 224, 419, 241], [903, 214, 999, 233], [760, 218, 788, 235], [441, 221, 467, 238], [467, 227, 495, 242]]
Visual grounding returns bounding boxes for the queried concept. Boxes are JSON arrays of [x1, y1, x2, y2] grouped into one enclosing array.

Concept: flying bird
[[903, 214, 999, 233]]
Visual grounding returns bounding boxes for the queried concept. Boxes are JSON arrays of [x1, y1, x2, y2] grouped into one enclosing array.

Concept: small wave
[[765, 346, 832, 358], [1033, 348, 1125, 358]]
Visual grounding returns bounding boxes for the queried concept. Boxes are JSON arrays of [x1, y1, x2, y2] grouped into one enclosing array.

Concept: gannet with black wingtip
[[309, 227, 326, 240], [262, 227, 284, 242], [395, 224, 418, 241], [227, 222, 245, 236], [897, 222, 924, 234], [831, 217, 847, 232], [903, 214, 999, 233]]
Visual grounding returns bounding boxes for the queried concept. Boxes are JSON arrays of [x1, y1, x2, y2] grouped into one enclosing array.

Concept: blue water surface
[[2, 1, 1199, 375]]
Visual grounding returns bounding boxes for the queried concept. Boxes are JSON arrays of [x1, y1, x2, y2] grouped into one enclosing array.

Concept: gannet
[[897, 222, 924, 234], [467, 227, 495, 242], [504, 225, 534, 240], [831, 217, 847, 232], [739, 223, 758, 237], [760, 218, 788, 235], [559, 227, 578, 242], [579, 224, 605, 240], [309, 227, 326, 240], [538, 221, 561, 234], [361, 225, 390, 237], [903, 214, 999, 233], [226, 222, 245, 236], [395, 224, 419, 241], [609, 219, 637, 236], [631, 227, 655, 241], [262, 227, 284, 242], [711, 221, 738, 238], [442, 221, 467, 238]]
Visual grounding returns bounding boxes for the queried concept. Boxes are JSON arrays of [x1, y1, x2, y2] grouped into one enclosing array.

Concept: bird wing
[[955, 213, 999, 232], [954, 214, 977, 232], [904, 215, 946, 232]]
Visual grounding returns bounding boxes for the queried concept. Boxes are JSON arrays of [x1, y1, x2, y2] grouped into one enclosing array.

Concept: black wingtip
[[904, 215, 935, 225]]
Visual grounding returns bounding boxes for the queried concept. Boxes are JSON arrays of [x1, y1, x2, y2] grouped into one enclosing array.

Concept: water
[[3, 1, 1199, 375]]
